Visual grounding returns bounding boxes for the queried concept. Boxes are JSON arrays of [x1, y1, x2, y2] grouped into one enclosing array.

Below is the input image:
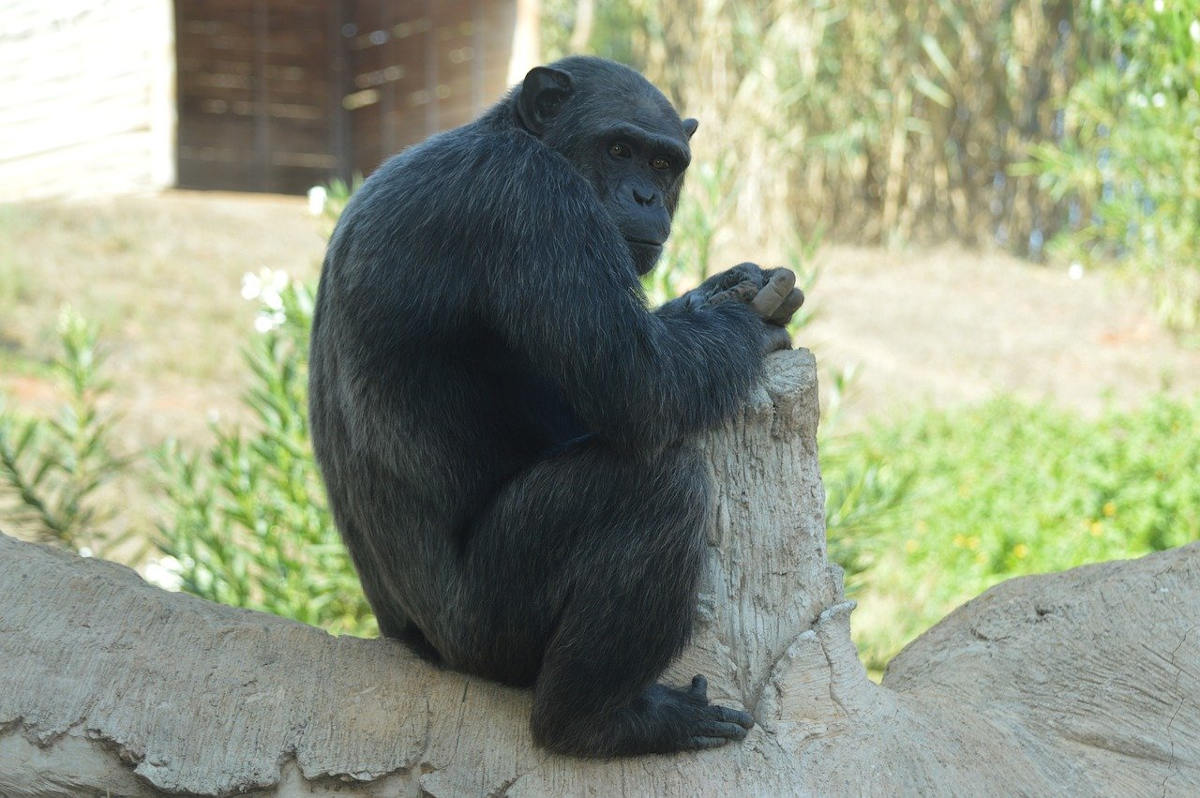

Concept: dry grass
[[563, 1, 1084, 255], [0, 191, 327, 450]]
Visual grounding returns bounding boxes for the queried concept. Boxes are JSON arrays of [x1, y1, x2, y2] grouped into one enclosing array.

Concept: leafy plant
[[0, 307, 132, 556], [155, 278, 377, 636], [808, 362, 911, 595]]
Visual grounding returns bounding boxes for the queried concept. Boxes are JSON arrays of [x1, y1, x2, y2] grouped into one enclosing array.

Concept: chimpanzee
[[308, 56, 803, 757]]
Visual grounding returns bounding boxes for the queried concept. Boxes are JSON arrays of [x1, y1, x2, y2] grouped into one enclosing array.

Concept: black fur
[[309, 56, 792, 757]]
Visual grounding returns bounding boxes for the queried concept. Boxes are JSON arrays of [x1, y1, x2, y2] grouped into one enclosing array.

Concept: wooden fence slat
[[175, 0, 517, 193]]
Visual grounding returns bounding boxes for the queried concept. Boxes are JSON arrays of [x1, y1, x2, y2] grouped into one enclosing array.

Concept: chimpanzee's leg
[[437, 441, 754, 757]]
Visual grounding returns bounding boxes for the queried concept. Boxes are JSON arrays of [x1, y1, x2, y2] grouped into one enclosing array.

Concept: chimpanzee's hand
[[674, 262, 804, 352], [701, 263, 804, 351], [678, 263, 765, 311]]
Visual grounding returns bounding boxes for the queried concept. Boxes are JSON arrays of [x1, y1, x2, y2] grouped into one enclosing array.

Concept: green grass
[[829, 396, 1200, 672]]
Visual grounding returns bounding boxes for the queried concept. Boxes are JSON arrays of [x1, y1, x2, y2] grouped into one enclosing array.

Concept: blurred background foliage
[[548, 0, 1200, 334], [155, 278, 377, 637], [1025, 2, 1200, 332]]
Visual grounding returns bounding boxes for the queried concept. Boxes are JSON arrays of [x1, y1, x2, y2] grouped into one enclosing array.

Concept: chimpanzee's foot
[[532, 674, 754, 757], [643, 675, 755, 751]]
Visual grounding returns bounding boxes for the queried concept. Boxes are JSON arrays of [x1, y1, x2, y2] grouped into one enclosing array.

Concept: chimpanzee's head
[[514, 56, 697, 276]]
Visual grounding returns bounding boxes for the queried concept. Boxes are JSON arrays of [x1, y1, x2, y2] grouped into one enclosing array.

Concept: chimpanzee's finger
[[727, 262, 765, 288], [768, 287, 805, 325], [751, 269, 796, 318]]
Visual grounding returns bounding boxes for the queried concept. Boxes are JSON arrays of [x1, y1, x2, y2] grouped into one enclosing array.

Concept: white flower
[[241, 271, 263, 300], [308, 185, 328, 216], [264, 269, 289, 303], [143, 556, 184, 592], [255, 308, 286, 333], [241, 268, 291, 331], [242, 267, 289, 301]]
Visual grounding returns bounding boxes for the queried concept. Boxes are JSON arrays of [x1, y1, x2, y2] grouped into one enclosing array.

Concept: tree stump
[[1, 349, 1198, 796]]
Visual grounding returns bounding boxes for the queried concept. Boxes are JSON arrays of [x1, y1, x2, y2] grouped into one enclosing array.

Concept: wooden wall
[[343, 0, 521, 178], [175, 0, 522, 194], [0, 1, 176, 200]]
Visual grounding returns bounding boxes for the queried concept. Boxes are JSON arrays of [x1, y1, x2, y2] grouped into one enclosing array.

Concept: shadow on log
[[1, 349, 1198, 796]]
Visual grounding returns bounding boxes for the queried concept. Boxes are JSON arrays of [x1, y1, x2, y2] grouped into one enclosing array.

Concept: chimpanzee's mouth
[[625, 238, 664, 250]]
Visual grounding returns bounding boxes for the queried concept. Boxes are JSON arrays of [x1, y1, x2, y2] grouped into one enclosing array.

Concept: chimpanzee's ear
[[682, 118, 699, 139], [516, 67, 574, 135]]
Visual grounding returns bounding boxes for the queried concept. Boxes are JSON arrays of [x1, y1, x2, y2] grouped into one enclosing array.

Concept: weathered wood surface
[[1, 349, 1197, 797]]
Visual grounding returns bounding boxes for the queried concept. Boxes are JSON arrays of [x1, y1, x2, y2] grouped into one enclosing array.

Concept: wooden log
[[1, 349, 1197, 796]]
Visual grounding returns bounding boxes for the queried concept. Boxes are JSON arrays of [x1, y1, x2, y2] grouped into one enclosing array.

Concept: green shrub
[[818, 366, 912, 592], [833, 396, 1200, 671], [155, 275, 376, 636], [0, 307, 132, 556]]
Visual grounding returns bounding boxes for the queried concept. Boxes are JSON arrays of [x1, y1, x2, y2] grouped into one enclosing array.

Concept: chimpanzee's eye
[[650, 157, 671, 171], [608, 141, 632, 159]]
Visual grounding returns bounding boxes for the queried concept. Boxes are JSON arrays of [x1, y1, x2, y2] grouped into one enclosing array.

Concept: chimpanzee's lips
[[625, 238, 664, 249]]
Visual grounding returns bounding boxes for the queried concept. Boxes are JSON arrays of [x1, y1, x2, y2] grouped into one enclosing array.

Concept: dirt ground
[[801, 245, 1200, 426]]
